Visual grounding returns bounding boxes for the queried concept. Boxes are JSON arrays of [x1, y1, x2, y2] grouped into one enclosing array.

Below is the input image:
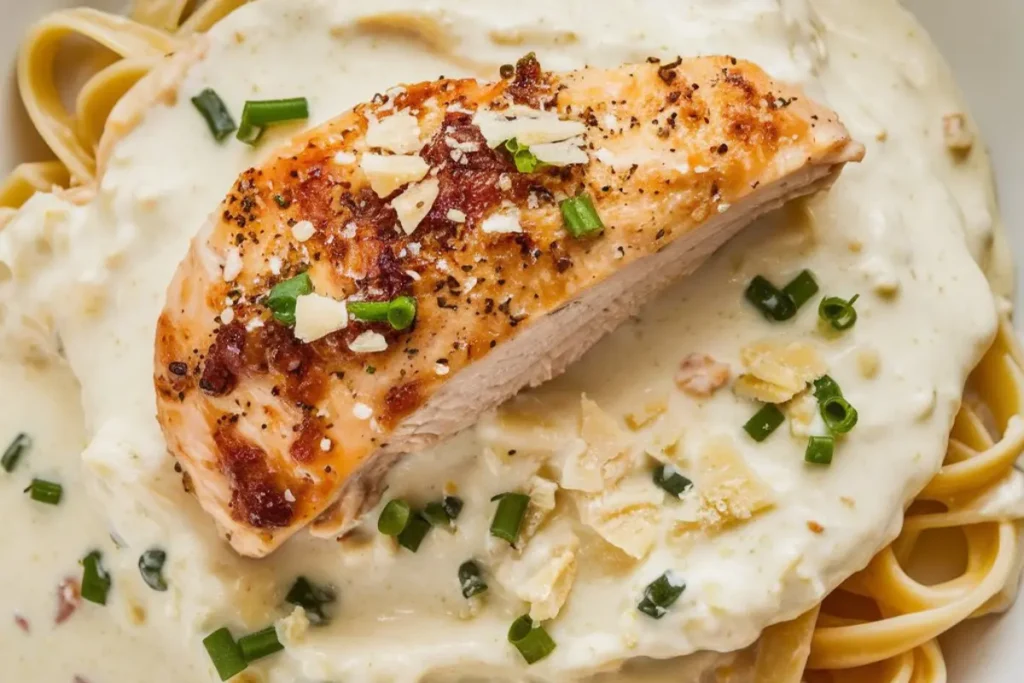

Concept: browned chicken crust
[[155, 54, 863, 556]]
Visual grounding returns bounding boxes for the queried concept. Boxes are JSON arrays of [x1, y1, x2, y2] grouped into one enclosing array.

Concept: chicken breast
[[155, 54, 863, 557]]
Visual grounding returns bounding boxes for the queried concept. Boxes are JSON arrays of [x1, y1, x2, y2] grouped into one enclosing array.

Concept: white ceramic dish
[[1, 1, 1021, 680]]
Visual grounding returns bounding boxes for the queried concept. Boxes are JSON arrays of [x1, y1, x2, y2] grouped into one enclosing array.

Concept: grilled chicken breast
[[155, 54, 863, 557]]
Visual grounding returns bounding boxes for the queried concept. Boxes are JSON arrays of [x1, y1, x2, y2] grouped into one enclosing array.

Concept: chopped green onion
[[508, 615, 556, 664], [423, 501, 453, 527], [397, 513, 431, 552], [805, 435, 835, 465], [237, 97, 309, 145], [819, 294, 860, 331], [490, 492, 530, 544], [348, 297, 417, 331], [273, 194, 291, 209], [637, 570, 686, 619], [745, 275, 797, 322], [503, 138, 543, 173], [377, 499, 411, 536], [203, 628, 247, 681], [387, 296, 417, 330], [743, 404, 785, 442], [559, 193, 605, 239], [821, 395, 858, 434], [442, 495, 464, 520], [458, 560, 488, 598], [264, 272, 313, 326], [782, 269, 819, 309], [80, 551, 111, 605], [812, 375, 842, 402], [238, 625, 284, 663], [2, 433, 30, 472], [285, 577, 336, 626], [25, 478, 62, 505], [138, 548, 168, 592], [191, 89, 237, 141], [653, 464, 692, 497]]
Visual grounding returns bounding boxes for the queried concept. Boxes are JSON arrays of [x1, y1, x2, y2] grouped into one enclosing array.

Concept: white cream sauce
[[0, 0, 1019, 681]]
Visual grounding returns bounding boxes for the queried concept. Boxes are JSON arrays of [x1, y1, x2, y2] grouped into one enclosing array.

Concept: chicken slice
[[155, 54, 863, 556]]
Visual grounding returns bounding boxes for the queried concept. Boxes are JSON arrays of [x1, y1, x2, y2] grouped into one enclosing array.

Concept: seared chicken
[[155, 55, 863, 556]]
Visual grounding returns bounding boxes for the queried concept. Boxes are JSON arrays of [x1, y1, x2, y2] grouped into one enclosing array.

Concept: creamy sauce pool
[[0, 0, 1017, 681]]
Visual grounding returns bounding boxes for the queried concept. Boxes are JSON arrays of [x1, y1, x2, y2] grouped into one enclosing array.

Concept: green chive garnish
[[653, 464, 692, 497], [377, 499, 411, 536], [423, 495, 464, 528], [264, 272, 313, 326], [347, 296, 417, 331], [805, 435, 835, 465], [743, 404, 785, 442], [80, 551, 111, 605], [812, 375, 842, 402], [637, 570, 686, 619], [782, 269, 819, 309], [458, 560, 488, 598], [2, 433, 30, 472], [237, 97, 310, 145], [503, 138, 543, 173], [285, 577, 336, 626], [821, 395, 858, 434], [397, 513, 431, 552], [138, 548, 168, 592], [819, 294, 860, 331], [191, 89, 237, 141], [273, 194, 291, 209], [238, 625, 284, 663], [745, 275, 797, 322], [203, 628, 247, 681], [442, 495, 464, 520], [559, 193, 604, 239], [490, 492, 530, 544], [25, 478, 62, 505], [508, 615, 556, 664]]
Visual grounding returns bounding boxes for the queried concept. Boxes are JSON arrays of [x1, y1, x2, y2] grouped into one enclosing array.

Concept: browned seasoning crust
[[154, 54, 862, 556]]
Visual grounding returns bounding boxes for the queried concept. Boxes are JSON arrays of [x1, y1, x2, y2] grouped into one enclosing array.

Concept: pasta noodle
[[1, 1, 1022, 681]]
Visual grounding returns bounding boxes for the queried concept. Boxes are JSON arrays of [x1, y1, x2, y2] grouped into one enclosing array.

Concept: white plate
[[1, 1, 1021, 680]]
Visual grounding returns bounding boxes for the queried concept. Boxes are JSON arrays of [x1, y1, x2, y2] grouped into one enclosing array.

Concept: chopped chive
[[559, 193, 604, 238], [821, 395, 858, 434], [348, 297, 417, 331], [377, 499, 411, 536], [238, 625, 284, 663], [812, 375, 842, 402], [203, 628, 247, 681], [365, 365, 376, 374], [637, 570, 686, 619], [138, 548, 168, 592], [458, 560, 488, 598], [191, 89, 237, 141], [490, 492, 530, 544], [80, 551, 111, 605], [25, 479, 62, 505], [441, 495, 463, 520], [397, 513, 431, 552], [653, 464, 692, 497], [273, 194, 291, 209], [745, 275, 797, 321], [743, 404, 785, 442], [805, 435, 835, 465], [782, 269, 819, 309], [285, 577, 336, 626], [508, 615, 556, 664], [2, 433, 30, 472], [237, 97, 309, 145], [264, 272, 313, 326], [423, 501, 453, 527], [819, 294, 860, 331], [503, 138, 543, 173]]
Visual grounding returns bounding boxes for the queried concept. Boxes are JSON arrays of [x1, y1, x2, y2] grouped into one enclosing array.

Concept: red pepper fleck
[[55, 577, 81, 625], [14, 614, 30, 633]]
